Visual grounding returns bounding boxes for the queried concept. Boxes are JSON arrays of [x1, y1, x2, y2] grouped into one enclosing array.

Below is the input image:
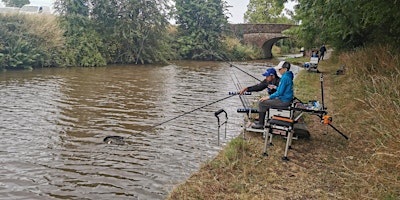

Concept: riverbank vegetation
[[0, 14, 65, 70], [167, 45, 400, 199]]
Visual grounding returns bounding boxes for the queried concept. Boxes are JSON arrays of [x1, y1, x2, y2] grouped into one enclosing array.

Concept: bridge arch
[[230, 24, 295, 59], [243, 33, 289, 59]]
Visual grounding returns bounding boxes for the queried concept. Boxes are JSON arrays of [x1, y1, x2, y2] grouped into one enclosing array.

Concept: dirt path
[[321, 49, 332, 60]]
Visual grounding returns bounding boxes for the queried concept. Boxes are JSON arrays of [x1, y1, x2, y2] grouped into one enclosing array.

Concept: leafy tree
[[55, 0, 174, 65], [54, 0, 89, 16], [58, 15, 106, 67], [54, 0, 106, 67], [90, 0, 173, 64], [174, 0, 229, 60], [293, 0, 400, 50], [244, 0, 293, 24], [1, 0, 29, 7]]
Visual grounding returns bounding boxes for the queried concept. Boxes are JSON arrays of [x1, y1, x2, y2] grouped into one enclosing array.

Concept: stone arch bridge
[[230, 23, 296, 58]]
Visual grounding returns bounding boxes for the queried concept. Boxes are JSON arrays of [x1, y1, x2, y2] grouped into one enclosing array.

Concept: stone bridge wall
[[230, 23, 294, 34], [229, 23, 295, 58]]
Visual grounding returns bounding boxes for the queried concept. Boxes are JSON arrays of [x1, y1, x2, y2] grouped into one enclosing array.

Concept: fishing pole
[[103, 94, 238, 144], [229, 63, 262, 82], [229, 68, 252, 108], [209, 52, 262, 82]]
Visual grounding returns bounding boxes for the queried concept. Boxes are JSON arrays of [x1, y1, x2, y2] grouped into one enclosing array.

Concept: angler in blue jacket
[[252, 61, 294, 129]]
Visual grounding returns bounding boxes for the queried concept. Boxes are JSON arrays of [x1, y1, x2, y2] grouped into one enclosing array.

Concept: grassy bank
[[167, 45, 399, 199]]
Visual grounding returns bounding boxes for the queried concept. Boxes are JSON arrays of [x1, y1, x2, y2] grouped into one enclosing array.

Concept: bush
[[223, 37, 262, 61], [0, 14, 65, 69]]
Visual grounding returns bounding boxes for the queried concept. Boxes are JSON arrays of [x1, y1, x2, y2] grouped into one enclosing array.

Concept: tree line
[[290, 0, 400, 50], [0, 0, 398, 70], [1, 0, 252, 69]]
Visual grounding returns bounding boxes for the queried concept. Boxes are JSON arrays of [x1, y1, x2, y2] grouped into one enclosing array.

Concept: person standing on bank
[[252, 61, 294, 129], [319, 45, 327, 60], [239, 68, 280, 95]]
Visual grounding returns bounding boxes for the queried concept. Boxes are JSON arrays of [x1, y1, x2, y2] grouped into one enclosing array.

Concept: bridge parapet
[[230, 23, 294, 34]]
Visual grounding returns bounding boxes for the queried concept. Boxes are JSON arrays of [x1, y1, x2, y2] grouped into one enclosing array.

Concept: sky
[[0, 0, 53, 7], [225, 0, 297, 24], [225, 0, 249, 24], [1, 0, 295, 24]]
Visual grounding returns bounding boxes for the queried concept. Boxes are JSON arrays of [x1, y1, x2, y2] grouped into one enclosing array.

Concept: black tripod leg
[[328, 123, 348, 140]]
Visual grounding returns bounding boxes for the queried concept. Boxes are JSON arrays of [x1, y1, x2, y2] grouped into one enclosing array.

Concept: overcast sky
[[0, 0, 53, 7], [225, 0, 249, 24], [225, 0, 296, 24]]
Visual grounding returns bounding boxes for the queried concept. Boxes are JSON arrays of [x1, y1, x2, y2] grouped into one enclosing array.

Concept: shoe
[[251, 111, 265, 129], [251, 123, 264, 129]]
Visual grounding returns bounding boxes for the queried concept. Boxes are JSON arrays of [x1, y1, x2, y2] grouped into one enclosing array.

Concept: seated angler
[[252, 61, 294, 129]]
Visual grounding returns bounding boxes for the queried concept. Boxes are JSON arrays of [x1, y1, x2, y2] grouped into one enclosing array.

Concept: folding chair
[[262, 103, 297, 161], [307, 57, 319, 72]]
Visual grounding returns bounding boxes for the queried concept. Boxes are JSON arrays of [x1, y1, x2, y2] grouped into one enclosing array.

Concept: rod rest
[[214, 109, 226, 116]]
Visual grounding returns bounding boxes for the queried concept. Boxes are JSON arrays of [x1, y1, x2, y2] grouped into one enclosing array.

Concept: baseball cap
[[275, 61, 291, 71], [262, 68, 277, 77]]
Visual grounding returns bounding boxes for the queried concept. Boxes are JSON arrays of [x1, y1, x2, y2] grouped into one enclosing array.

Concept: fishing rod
[[209, 52, 262, 82], [229, 68, 252, 109], [103, 94, 238, 144], [229, 63, 262, 82]]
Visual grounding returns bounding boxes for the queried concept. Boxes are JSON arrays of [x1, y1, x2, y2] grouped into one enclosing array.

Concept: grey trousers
[[258, 98, 291, 113]]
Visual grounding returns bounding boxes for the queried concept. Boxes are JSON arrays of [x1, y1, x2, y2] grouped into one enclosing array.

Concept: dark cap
[[262, 68, 277, 77]]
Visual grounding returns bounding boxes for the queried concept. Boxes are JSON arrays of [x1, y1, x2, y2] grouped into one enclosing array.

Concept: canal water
[[0, 61, 283, 200]]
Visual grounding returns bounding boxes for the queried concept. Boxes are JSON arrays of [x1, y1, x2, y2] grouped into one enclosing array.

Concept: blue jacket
[[269, 71, 294, 102]]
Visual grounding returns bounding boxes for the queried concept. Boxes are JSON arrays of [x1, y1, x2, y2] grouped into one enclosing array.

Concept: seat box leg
[[282, 131, 293, 161], [262, 128, 270, 157], [269, 133, 274, 146]]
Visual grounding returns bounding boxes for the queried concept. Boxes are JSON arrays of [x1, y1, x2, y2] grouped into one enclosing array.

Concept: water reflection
[[0, 61, 272, 199]]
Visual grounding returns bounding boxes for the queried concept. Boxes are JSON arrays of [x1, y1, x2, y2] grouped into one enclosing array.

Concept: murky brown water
[[0, 61, 276, 200]]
